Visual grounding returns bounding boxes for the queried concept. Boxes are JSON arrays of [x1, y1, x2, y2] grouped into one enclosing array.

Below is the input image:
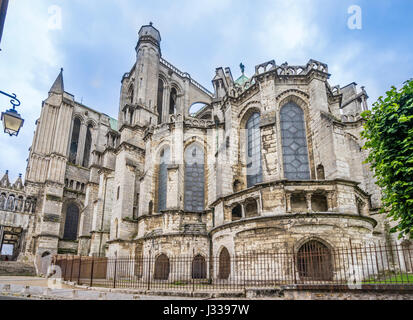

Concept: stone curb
[[61, 280, 246, 298]]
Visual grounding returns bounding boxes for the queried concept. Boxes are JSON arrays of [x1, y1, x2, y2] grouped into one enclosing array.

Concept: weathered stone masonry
[[3, 23, 411, 277]]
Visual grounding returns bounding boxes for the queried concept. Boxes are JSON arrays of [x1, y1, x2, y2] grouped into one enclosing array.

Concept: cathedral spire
[[0, 170, 10, 188], [49, 68, 64, 95], [13, 173, 23, 190]]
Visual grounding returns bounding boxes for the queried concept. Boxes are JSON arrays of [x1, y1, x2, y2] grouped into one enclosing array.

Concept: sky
[[0, 0, 412, 182]]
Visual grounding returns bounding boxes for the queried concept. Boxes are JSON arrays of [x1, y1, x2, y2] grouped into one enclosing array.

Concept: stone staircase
[[0, 261, 36, 276]]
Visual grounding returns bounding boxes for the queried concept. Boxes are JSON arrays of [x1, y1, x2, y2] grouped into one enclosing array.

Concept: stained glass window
[[246, 112, 262, 188], [63, 203, 79, 241], [280, 103, 310, 180], [157, 79, 164, 124], [184, 144, 204, 212], [82, 124, 93, 167], [69, 118, 81, 164]]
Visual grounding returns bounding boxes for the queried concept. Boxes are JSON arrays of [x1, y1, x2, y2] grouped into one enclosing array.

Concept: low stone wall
[[246, 284, 413, 300], [0, 261, 36, 276]]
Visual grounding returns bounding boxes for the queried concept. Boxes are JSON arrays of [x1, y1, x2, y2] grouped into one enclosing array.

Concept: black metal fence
[[52, 242, 413, 292]]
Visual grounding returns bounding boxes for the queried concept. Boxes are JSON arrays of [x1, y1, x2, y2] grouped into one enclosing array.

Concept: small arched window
[[231, 204, 242, 221], [184, 144, 205, 212], [69, 118, 81, 164], [280, 103, 310, 180], [148, 200, 153, 215], [169, 87, 177, 115], [6, 195, 15, 211], [82, 124, 93, 168], [317, 164, 325, 180], [157, 79, 164, 124], [127, 85, 134, 104], [17, 196, 24, 212], [218, 247, 231, 280], [245, 199, 258, 218], [158, 147, 170, 212], [297, 240, 333, 281], [63, 203, 80, 241], [154, 254, 170, 280], [192, 255, 207, 279], [246, 112, 262, 188]]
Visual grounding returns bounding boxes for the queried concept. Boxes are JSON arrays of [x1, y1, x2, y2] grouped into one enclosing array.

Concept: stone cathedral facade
[[2, 24, 403, 271]]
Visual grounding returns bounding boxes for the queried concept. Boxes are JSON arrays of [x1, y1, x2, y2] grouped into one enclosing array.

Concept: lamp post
[[0, 90, 24, 136]]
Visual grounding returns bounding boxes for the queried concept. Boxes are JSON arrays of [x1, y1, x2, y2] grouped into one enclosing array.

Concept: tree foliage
[[361, 79, 413, 238]]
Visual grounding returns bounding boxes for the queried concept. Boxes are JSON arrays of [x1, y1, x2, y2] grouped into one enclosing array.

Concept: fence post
[[78, 256, 82, 284], [70, 256, 74, 282], [147, 255, 151, 291], [349, 240, 356, 286], [191, 250, 195, 294], [243, 246, 246, 291], [113, 254, 118, 289], [64, 254, 68, 280], [292, 244, 297, 285], [90, 257, 95, 287]]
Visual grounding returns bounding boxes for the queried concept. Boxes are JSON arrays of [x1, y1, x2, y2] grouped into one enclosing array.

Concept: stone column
[[77, 123, 87, 166], [167, 165, 179, 209], [285, 193, 292, 213], [327, 192, 334, 212], [258, 193, 263, 215], [163, 85, 170, 123], [241, 203, 246, 218], [0, 226, 4, 254], [306, 193, 313, 213]]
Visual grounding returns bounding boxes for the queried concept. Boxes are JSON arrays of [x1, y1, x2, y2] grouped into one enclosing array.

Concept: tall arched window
[[154, 254, 170, 280], [157, 79, 164, 124], [63, 203, 80, 241], [158, 147, 170, 212], [218, 247, 231, 280], [82, 124, 93, 168], [69, 118, 81, 164], [280, 103, 310, 180], [192, 255, 207, 279], [184, 144, 204, 212], [246, 112, 262, 188], [169, 87, 177, 115]]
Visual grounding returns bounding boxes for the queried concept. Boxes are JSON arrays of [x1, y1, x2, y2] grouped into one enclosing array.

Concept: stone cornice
[[209, 179, 369, 207], [114, 141, 145, 156], [209, 213, 378, 235]]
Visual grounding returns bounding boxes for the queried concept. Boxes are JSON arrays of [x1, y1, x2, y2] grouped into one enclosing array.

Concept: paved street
[[0, 295, 30, 300], [0, 276, 203, 300]]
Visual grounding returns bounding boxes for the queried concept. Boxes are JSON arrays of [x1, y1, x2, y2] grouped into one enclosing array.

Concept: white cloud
[[0, 1, 62, 179], [256, 0, 325, 62]]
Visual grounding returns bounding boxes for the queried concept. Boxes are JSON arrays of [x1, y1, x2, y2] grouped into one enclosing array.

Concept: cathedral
[[0, 24, 398, 273]]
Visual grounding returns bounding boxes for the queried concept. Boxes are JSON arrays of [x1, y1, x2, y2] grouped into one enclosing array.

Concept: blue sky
[[0, 0, 412, 182]]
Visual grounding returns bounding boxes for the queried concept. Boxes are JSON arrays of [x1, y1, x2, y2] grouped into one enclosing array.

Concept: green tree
[[361, 79, 413, 239]]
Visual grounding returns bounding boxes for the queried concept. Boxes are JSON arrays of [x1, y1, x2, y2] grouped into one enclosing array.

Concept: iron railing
[[51, 242, 413, 292]]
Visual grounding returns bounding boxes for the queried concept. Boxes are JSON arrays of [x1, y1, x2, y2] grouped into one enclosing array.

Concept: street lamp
[[0, 90, 24, 136]]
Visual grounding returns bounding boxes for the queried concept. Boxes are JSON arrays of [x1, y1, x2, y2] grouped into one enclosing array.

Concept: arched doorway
[[218, 247, 230, 280], [192, 255, 207, 279], [154, 254, 170, 280], [297, 240, 333, 281]]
